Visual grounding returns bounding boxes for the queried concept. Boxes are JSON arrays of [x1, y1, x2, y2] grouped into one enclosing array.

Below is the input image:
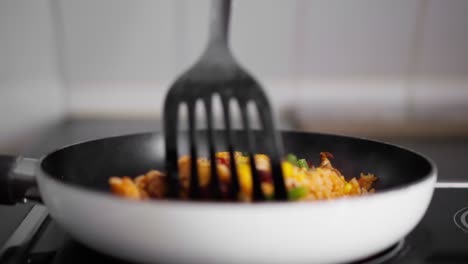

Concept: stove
[[1, 186, 467, 264], [2, 119, 468, 264]]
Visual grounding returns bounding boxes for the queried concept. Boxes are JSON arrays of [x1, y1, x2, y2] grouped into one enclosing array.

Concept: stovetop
[[1, 187, 467, 264], [2, 119, 468, 263]]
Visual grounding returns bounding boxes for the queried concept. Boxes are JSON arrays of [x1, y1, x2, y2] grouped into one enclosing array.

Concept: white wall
[[0, 1, 64, 153], [1, 0, 468, 151], [54, 0, 468, 123]]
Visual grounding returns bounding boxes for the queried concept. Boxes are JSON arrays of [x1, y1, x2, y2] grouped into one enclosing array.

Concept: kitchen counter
[[2, 117, 468, 248]]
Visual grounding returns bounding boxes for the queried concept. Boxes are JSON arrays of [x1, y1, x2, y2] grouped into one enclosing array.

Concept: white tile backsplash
[[183, 0, 296, 80], [68, 82, 166, 117], [230, 0, 296, 80], [184, 0, 211, 69], [416, 0, 468, 76], [409, 78, 468, 121], [284, 78, 408, 121], [1, 0, 468, 142], [298, 0, 420, 77], [59, 0, 468, 123], [0, 1, 64, 152], [59, 0, 178, 83]]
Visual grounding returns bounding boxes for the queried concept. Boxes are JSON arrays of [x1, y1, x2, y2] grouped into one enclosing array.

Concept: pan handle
[[0, 155, 40, 205]]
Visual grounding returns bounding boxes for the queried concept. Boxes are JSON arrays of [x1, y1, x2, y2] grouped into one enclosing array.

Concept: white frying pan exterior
[[37, 165, 436, 264]]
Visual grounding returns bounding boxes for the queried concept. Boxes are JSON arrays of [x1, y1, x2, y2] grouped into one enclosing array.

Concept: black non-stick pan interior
[[41, 131, 433, 194]]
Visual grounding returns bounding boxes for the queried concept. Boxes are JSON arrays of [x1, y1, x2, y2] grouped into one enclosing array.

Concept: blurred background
[[2, 0, 468, 252], [1, 0, 468, 159]]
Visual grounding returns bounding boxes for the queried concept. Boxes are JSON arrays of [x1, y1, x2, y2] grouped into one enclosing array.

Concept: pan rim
[[37, 130, 438, 207]]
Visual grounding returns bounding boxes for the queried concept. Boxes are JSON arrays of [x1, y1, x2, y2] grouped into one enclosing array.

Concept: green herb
[[287, 153, 298, 165], [287, 186, 308, 200], [297, 159, 309, 169]]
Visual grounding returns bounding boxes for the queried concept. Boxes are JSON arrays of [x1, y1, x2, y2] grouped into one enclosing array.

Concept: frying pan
[[0, 131, 436, 264]]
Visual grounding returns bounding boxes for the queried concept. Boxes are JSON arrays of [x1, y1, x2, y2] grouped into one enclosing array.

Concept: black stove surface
[[1, 188, 468, 264]]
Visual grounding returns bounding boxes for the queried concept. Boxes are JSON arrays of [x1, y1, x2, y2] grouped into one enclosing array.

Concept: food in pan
[[108, 152, 378, 202]]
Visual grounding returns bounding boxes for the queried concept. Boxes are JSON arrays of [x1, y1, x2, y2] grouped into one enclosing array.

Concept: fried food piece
[[135, 170, 166, 199], [109, 170, 167, 200], [109, 177, 143, 200]]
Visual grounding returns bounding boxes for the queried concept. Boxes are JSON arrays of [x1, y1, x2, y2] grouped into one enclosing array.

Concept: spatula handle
[[208, 0, 231, 46]]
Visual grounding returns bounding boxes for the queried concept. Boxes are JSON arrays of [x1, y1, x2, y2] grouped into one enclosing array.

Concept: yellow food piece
[[261, 182, 274, 198], [197, 158, 211, 187], [281, 161, 294, 178], [237, 162, 252, 196], [344, 183, 352, 193]]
